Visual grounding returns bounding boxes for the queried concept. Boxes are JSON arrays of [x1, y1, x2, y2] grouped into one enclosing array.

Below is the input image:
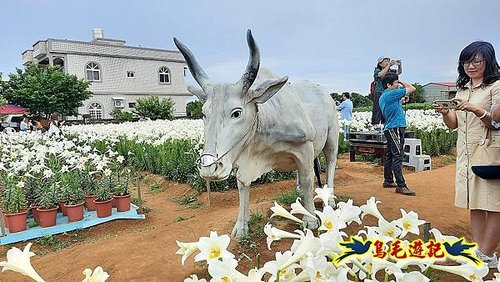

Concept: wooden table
[[348, 131, 415, 165]]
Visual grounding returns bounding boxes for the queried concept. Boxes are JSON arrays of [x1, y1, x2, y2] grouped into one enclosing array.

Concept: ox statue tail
[[314, 157, 322, 187]]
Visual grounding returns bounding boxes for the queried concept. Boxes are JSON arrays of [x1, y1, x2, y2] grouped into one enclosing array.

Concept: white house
[[421, 82, 457, 102], [21, 28, 191, 119]]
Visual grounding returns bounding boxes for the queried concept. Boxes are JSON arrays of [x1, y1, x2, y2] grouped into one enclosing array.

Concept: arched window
[[86, 62, 101, 81], [89, 102, 103, 119], [158, 67, 170, 84]]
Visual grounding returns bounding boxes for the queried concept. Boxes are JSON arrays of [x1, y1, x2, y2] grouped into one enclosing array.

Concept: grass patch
[[35, 235, 71, 253], [148, 182, 163, 194], [175, 216, 186, 222], [176, 194, 202, 209], [273, 190, 299, 206]]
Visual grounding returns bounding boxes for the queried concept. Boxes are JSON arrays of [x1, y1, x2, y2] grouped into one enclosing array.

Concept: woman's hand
[[433, 102, 449, 114], [454, 98, 480, 112]]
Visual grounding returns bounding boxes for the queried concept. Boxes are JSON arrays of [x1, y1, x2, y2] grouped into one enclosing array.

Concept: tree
[[133, 96, 175, 120], [410, 83, 426, 103], [0, 76, 7, 106], [350, 92, 372, 108], [2, 64, 92, 116], [186, 100, 203, 118]]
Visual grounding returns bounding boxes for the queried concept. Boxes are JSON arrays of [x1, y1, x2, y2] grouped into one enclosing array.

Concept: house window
[[89, 102, 103, 119], [127, 71, 135, 78], [158, 67, 170, 84], [85, 62, 101, 81], [128, 102, 136, 108]]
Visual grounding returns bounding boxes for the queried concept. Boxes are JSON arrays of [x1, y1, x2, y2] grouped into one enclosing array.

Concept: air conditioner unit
[[114, 100, 124, 108]]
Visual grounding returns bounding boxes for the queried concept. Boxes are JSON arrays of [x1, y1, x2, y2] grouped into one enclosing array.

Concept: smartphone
[[433, 99, 458, 109]]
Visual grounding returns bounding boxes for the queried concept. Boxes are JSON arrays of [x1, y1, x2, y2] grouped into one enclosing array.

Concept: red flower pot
[[84, 195, 96, 211], [94, 198, 113, 218], [64, 202, 84, 222], [5, 210, 28, 233], [37, 207, 58, 228], [114, 194, 131, 212], [31, 206, 40, 221], [59, 201, 67, 216]]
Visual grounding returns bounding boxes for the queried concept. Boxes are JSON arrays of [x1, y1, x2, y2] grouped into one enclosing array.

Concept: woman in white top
[[47, 113, 62, 136], [19, 116, 30, 132]]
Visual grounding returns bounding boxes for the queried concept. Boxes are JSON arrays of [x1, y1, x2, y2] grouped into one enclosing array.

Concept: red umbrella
[[0, 105, 27, 115]]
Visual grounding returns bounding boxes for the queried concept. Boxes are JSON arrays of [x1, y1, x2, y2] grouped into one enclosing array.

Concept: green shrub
[[110, 108, 136, 122], [186, 100, 203, 118], [133, 96, 175, 120]]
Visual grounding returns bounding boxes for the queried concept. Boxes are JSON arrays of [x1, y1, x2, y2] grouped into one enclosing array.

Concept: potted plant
[[24, 176, 42, 222], [94, 175, 113, 218], [63, 172, 85, 222], [37, 182, 59, 228], [113, 169, 131, 212], [1, 178, 28, 233], [81, 172, 97, 211]]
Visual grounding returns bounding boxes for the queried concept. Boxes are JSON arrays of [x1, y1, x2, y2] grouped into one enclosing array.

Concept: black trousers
[[371, 92, 385, 125], [383, 127, 406, 187]]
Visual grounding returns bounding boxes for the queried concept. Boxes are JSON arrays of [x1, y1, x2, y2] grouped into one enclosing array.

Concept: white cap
[[377, 57, 390, 63]]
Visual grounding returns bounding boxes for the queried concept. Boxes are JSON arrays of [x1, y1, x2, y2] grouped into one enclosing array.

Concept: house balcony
[[22, 50, 34, 65], [32, 41, 47, 59]]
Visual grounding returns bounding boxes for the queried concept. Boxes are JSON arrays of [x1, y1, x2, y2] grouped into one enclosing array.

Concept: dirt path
[[0, 156, 493, 281]]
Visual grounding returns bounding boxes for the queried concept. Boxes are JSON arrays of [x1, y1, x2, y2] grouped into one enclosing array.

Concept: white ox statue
[[174, 30, 339, 237]]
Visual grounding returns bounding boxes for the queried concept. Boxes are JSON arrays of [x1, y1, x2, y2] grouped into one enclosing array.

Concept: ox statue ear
[[250, 76, 288, 104], [187, 86, 207, 102]]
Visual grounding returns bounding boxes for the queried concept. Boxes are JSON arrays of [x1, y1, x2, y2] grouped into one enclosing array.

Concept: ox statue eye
[[230, 108, 243, 119]]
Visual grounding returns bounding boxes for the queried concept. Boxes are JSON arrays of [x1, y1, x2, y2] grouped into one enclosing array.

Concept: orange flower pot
[[37, 207, 58, 228], [114, 194, 131, 212], [5, 210, 28, 233], [94, 198, 113, 218], [64, 202, 84, 222], [85, 195, 96, 211]]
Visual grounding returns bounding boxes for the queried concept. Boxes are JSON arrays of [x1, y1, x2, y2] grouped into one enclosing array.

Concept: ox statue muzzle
[[196, 153, 232, 181]]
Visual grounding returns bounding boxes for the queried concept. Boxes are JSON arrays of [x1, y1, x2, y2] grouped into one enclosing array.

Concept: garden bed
[[0, 204, 144, 245]]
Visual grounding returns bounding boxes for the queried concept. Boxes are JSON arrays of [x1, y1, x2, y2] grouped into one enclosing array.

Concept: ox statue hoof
[[231, 222, 249, 237], [304, 216, 319, 230]]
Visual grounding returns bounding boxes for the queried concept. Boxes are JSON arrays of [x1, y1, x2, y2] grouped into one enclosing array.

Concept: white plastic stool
[[413, 155, 432, 172]]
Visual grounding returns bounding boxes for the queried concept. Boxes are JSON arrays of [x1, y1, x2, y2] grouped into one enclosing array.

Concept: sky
[[1, 0, 499, 95]]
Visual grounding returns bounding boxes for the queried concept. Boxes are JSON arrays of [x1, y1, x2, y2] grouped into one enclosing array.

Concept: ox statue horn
[[238, 29, 260, 94], [173, 37, 211, 92]]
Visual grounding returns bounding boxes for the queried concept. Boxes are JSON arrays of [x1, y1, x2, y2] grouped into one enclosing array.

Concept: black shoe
[[396, 186, 416, 196], [383, 182, 397, 188]]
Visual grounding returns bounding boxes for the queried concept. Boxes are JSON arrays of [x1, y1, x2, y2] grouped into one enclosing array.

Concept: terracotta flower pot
[[5, 210, 28, 233], [31, 206, 40, 222], [93, 198, 113, 218], [84, 195, 96, 211], [64, 202, 84, 222], [114, 194, 131, 212], [37, 207, 58, 228], [59, 201, 67, 216]]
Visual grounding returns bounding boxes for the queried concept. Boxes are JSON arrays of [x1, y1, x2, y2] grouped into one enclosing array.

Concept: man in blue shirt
[[337, 92, 354, 139], [379, 74, 416, 196]]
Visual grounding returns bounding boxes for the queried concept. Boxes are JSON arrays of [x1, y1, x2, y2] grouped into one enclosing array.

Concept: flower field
[[2, 110, 496, 281]]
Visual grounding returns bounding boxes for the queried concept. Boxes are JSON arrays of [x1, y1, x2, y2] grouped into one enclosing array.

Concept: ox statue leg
[[232, 180, 250, 237], [296, 146, 319, 229], [323, 128, 339, 205]]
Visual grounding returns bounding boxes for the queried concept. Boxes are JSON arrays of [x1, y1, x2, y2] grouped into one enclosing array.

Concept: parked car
[[1, 114, 24, 131]]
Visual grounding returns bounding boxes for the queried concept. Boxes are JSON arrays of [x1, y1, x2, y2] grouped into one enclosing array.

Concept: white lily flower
[[337, 199, 362, 225], [394, 209, 426, 238], [429, 228, 458, 242], [184, 274, 207, 282], [360, 197, 388, 224], [376, 219, 402, 242], [82, 266, 110, 282], [431, 263, 489, 282], [0, 243, 45, 282], [290, 197, 316, 219], [263, 251, 299, 282], [317, 230, 347, 255], [264, 223, 302, 250], [116, 155, 125, 163], [207, 258, 244, 282], [279, 229, 317, 270], [176, 241, 199, 265], [270, 201, 304, 224], [239, 268, 266, 282], [194, 231, 234, 263], [314, 206, 347, 232], [392, 271, 430, 282], [314, 185, 335, 207]]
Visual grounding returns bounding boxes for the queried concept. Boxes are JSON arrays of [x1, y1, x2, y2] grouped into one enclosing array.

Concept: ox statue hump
[[174, 30, 339, 237]]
